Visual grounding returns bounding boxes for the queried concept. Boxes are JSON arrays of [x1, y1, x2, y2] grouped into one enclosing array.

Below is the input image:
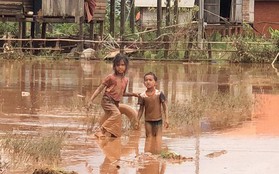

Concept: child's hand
[[87, 101, 93, 108], [164, 121, 169, 129], [134, 121, 140, 130]]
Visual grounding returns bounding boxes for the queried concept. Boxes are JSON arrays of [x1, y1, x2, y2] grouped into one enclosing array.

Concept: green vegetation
[[83, 104, 103, 133], [169, 88, 254, 133], [270, 27, 279, 48], [0, 22, 18, 36], [46, 23, 80, 37], [159, 149, 194, 163], [0, 8, 278, 62], [32, 168, 78, 174], [0, 131, 66, 168], [229, 38, 277, 63]]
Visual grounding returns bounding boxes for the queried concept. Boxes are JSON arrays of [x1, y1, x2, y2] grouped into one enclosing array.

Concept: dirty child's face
[[115, 60, 126, 74], [144, 75, 156, 89]]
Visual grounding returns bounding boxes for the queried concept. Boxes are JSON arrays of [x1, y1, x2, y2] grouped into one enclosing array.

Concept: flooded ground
[[0, 59, 279, 174]]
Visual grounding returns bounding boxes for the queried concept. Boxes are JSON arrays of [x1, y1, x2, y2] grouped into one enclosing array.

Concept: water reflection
[[0, 60, 279, 174], [97, 138, 121, 174], [137, 160, 166, 174], [144, 128, 163, 154], [1, 61, 279, 115]]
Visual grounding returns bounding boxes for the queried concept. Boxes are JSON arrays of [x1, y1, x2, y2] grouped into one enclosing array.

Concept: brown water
[[1, 59, 279, 174]]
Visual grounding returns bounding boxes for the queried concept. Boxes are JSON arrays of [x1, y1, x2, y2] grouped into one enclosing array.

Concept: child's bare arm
[[89, 84, 105, 103], [135, 105, 144, 129], [123, 91, 139, 97], [162, 102, 169, 128]]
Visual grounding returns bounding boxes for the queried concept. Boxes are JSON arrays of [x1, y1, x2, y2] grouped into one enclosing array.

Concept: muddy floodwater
[[1, 59, 279, 174]]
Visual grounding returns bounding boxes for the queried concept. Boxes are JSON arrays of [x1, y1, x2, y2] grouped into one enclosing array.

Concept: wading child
[[136, 72, 169, 154], [88, 53, 138, 138]]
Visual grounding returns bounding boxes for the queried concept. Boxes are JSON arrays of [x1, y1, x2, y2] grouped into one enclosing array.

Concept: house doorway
[[220, 0, 231, 21]]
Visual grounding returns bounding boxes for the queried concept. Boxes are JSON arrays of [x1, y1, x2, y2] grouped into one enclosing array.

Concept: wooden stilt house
[[135, 0, 255, 37], [135, 0, 195, 28], [0, 0, 33, 21], [0, 0, 107, 51], [200, 0, 255, 37]]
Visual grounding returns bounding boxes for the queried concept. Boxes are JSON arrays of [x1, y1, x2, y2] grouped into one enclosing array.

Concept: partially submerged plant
[[32, 168, 78, 174], [169, 89, 254, 132], [160, 149, 193, 163], [82, 103, 103, 133], [0, 154, 9, 174], [0, 131, 66, 168]]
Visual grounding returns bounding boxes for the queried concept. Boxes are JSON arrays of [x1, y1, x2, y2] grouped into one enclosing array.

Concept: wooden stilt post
[[130, 0, 135, 33], [89, 21, 94, 40], [120, 0, 125, 53], [99, 21, 104, 40], [174, 0, 179, 25], [198, 0, 204, 49], [22, 22, 26, 39], [29, 37, 33, 55], [41, 22, 47, 48], [166, 0, 171, 26], [41, 23, 46, 39], [157, 0, 162, 38], [174, 0, 179, 59], [90, 21, 95, 50], [208, 42, 212, 60], [164, 0, 171, 58], [185, 34, 193, 61], [78, 17, 84, 53], [31, 22, 35, 38], [110, 0, 115, 37], [97, 21, 104, 51], [164, 35, 170, 59], [18, 21, 23, 50]]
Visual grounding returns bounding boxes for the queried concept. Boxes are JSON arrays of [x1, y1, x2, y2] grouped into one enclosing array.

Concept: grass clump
[[0, 131, 66, 167], [169, 89, 254, 132], [160, 149, 193, 163], [32, 168, 78, 174]]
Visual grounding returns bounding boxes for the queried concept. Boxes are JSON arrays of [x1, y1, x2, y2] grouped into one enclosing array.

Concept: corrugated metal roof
[[135, 0, 195, 8]]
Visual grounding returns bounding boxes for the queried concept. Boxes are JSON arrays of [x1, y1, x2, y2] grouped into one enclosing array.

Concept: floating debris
[[21, 91, 30, 97], [160, 150, 194, 163], [76, 94, 85, 98], [205, 150, 227, 158]]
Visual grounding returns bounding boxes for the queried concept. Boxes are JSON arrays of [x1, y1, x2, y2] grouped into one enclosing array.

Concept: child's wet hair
[[144, 72, 158, 81], [112, 53, 129, 74]]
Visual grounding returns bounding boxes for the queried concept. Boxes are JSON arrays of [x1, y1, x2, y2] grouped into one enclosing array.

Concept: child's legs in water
[[99, 112, 110, 127], [144, 120, 162, 154], [100, 96, 122, 137]]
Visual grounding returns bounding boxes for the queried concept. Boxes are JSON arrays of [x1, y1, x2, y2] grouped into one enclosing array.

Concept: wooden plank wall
[[0, 0, 33, 15], [23, 0, 33, 12], [42, 0, 106, 21], [235, 0, 243, 22], [0, 0, 106, 21], [204, 0, 220, 23], [94, 0, 107, 20], [42, 0, 84, 17]]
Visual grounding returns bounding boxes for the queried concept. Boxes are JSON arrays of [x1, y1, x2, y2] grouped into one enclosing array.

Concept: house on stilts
[[0, 0, 107, 52], [135, 0, 279, 37]]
